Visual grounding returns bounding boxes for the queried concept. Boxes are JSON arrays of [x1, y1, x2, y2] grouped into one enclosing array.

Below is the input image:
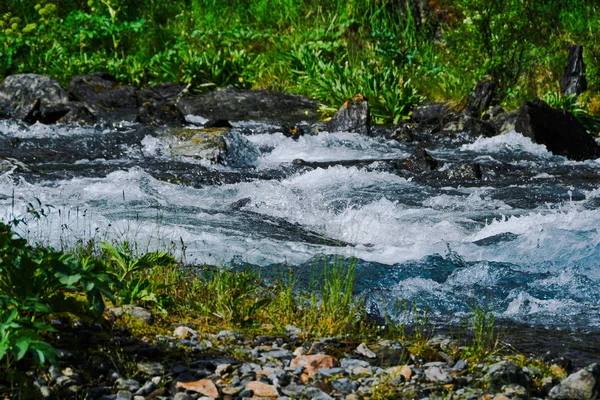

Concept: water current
[[1, 118, 599, 362]]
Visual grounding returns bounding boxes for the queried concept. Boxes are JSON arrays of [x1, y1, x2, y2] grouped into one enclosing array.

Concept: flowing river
[[1, 118, 599, 362]]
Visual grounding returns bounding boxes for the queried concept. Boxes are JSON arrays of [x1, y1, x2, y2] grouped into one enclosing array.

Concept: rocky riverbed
[[20, 308, 599, 400]]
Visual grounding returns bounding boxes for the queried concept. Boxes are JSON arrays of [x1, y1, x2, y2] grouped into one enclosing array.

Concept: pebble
[[32, 328, 587, 400]]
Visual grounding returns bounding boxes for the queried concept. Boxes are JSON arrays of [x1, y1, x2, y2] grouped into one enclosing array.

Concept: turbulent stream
[[1, 118, 600, 362]]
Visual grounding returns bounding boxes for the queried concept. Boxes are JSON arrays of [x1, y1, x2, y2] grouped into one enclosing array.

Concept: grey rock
[[484, 361, 531, 391], [115, 390, 132, 400], [355, 343, 376, 359], [453, 359, 468, 372], [502, 383, 528, 398], [115, 378, 141, 392], [549, 363, 600, 400], [340, 358, 370, 369], [134, 380, 156, 396], [330, 378, 358, 394], [137, 361, 165, 377], [282, 383, 333, 399], [425, 366, 452, 384], [173, 393, 194, 400], [315, 367, 346, 377], [111, 305, 153, 324], [0, 74, 70, 123], [262, 349, 293, 361], [327, 94, 370, 135], [217, 329, 242, 341]]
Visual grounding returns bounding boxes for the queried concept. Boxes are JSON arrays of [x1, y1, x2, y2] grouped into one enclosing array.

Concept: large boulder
[[549, 363, 600, 400], [560, 45, 587, 97], [168, 128, 260, 167], [177, 86, 319, 122], [327, 94, 370, 135], [68, 72, 140, 109], [0, 74, 70, 123], [515, 98, 600, 160]]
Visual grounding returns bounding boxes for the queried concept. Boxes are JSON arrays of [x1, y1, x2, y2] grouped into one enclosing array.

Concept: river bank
[[1, 71, 600, 398]]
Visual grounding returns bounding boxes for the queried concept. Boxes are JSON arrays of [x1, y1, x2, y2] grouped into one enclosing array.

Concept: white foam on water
[[461, 130, 553, 157], [248, 132, 409, 164]]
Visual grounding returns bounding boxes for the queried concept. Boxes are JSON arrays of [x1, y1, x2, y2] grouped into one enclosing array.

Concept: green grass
[[2, 1, 600, 123]]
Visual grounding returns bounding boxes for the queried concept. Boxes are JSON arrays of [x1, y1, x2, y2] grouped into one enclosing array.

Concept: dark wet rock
[[177, 86, 319, 122], [0, 157, 32, 173], [403, 147, 441, 173], [440, 114, 498, 138], [411, 101, 454, 125], [515, 98, 600, 160], [490, 109, 518, 134], [549, 363, 600, 400], [282, 124, 306, 140], [327, 94, 370, 135], [390, 123, 419, 142], [0, 126, 151, 164], [446, 163, 482, 180], [0, 74, 70, 123], [55, 102, 97, 124], [137, 100, 185, 127], [140, 82, 187, 103], [473, 232, 519, 247], [226, 197, 251, 211], [204, 119, 233, 128], [465, 76, 498, 117], [483, 361, 531, 392], [482, 105, 505, 121], [560, 45, 587, 96], [68, 73, 140, 109]]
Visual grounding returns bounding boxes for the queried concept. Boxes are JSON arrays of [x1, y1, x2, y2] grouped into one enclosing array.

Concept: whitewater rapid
[[1, 119, 600, 332]]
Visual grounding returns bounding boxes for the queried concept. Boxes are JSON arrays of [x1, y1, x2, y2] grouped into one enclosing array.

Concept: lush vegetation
[[1, 0, 600, 123]]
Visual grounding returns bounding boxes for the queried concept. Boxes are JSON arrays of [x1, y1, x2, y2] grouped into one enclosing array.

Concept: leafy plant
[[0, 221, 115, 368]]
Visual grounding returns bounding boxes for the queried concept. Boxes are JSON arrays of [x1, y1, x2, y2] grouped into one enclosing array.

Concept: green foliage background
[[1, 0, 600, 122]]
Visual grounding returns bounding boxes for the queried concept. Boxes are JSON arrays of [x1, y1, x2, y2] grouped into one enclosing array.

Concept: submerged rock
[[403, 147, 441, 173], [0, 74, 70, 123], [327, 94, 370, 135], [515, 98, 600, 160], [177, 86, 319, 122], [168, 127, 260, 167]]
